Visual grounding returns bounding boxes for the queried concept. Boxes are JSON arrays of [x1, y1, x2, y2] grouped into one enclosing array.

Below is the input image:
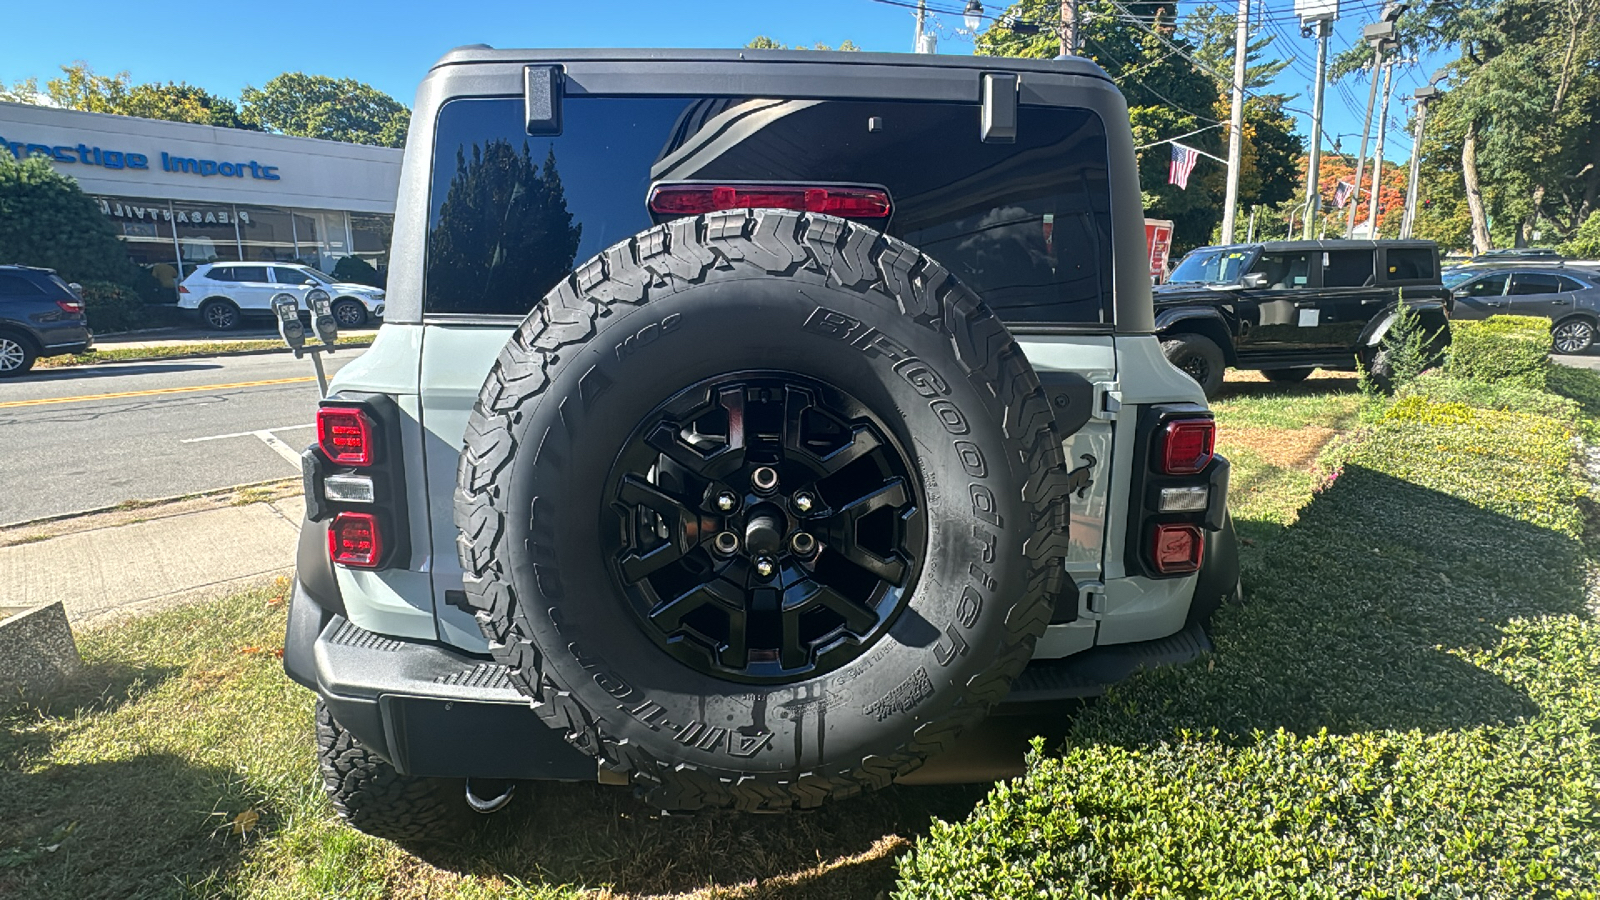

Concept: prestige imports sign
[[2, 135, 280, 181]]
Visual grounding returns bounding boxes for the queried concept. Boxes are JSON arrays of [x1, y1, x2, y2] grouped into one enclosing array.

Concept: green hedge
[[78, 280, 151, 333], [1444, 315, 1551, 388]]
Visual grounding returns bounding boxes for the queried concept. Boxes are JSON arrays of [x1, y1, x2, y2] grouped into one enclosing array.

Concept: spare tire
[[455, 210, 1070, 811]]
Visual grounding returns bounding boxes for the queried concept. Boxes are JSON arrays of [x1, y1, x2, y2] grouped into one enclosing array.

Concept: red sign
[[1145, 219, 1175, 283]]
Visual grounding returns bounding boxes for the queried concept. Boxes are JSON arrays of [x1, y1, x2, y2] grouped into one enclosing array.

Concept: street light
[[964, 0, 984, 32]]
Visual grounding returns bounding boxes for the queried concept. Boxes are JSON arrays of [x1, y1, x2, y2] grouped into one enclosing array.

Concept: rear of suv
[[1153, 239, 1451, 396], [0, 265, 92, 375], [282, 48, 1239, 840], [178, 262, 385, 330]]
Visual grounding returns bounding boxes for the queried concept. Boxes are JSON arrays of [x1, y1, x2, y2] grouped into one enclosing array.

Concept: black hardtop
[[429, 45, 1115, 84], [1203, 239, 1438, 254]]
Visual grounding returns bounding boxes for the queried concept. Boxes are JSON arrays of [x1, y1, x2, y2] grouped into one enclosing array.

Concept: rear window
[[1510, 273, 1562, 295], [1384, 247, 1434, 281], [1322, 250, 1374, 288], [0, 272, 45, 296], [207, 266, 236, 282], [425, 96, 1115, 326]]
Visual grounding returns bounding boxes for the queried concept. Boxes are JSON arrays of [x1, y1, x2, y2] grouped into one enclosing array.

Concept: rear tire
[[315, 699, 472, 842], [199, 298, 240, 331], [332, 298, 369, 328], [1260, 367, 1313, 383], [0, 332, 37, 376], [1552, 317, 1596, 355], [1161, 334, 1227, 398]]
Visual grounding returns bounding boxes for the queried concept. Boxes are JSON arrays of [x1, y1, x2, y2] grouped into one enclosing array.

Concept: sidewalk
[[0, 486, 304, 628]]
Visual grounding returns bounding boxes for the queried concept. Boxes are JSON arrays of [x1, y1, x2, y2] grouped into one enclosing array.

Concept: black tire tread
[[454, 209, 1071, 811], [314, 699, 468, 842]]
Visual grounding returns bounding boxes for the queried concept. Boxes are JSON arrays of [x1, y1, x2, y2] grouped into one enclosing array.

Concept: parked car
[[1470, 247, 1563, 264], [177, 262, 385, 331], [1444, 265, 1600, 353], [282, 47, 1241, 840], [0, 265, 92, 376], [1152, 240, 1452, 396]]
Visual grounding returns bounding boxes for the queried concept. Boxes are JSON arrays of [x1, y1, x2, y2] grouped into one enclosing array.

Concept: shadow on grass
[[1088, 465, 1585, 745], [408, 780, 990, 898], [0, 662, 179, 767], [1216, 372, 1360, 400], [0, 751, 275, 900]]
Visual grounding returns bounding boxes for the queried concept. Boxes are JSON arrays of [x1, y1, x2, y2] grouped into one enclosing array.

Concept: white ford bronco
[[282, 46, 1238, 840]]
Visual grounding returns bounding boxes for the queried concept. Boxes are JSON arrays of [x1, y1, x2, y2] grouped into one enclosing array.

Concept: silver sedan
[[1444, 264, 1600, 354]]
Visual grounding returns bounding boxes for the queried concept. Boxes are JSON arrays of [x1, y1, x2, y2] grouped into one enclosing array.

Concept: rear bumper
[[283, 580, 595, 781]]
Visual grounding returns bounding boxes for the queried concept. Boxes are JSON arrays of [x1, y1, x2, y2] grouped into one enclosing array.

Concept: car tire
[[199, 298, 241, 331], [1161, 333, 1227, 398], [0, 331, 37, 376], [454, 210, 1072, 812], [1260, 367, 1313, 383], [315, 699, 473, 842], [1552, 317, 1596, 355], [332, 298, 369, 328]]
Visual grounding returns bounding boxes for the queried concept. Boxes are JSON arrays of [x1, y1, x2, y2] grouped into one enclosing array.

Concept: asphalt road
[[0, 351, 354, 524]]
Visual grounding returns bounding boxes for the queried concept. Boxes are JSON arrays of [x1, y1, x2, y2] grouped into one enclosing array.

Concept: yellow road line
[[0, 376, 317, 409]]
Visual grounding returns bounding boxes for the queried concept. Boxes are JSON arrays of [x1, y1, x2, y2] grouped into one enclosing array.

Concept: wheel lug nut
[[715, 491, 737, 512], [751, 466, 779, 495], [754, 556, 777, 578], [790, 532, 817, 557], [793, 492, 815, 513], [713, 532, 740, 556]]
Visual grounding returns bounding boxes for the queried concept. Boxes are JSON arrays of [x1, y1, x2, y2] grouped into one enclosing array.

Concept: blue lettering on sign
[[0, 134, 276, 180]]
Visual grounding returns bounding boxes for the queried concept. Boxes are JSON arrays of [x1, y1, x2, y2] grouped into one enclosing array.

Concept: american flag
[[1169, 143, 1200, 190], [1333, 180, 1356, 209]]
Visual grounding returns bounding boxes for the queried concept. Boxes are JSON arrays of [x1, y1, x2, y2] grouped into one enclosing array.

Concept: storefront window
[[291, 210, 350, 272], [350, 212, 393, 271], [237, 206, 299, 263], [171, 202, 242, 279], [94, 197, 180, 292]]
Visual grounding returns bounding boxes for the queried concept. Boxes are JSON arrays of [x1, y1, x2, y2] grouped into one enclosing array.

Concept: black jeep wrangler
[[1154, 239, 1452, 396]]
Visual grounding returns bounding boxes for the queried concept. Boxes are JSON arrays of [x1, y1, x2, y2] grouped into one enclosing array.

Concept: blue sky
[[0, 0, 1442, 164]]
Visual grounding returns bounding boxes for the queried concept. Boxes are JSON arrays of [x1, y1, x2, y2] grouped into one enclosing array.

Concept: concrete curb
[[0, 477, 300, 532]]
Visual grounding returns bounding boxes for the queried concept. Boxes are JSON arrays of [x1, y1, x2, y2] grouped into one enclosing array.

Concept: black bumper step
[[1000, 621, 1212, 706]]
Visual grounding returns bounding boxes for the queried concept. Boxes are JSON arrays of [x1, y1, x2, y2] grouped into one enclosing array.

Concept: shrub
[[1444, 315, 1550, 388], [0, 153, 148, 297], [78, 280, 150, 333], [331, 255, 382, 287], [1560, 210, 1600, 259]]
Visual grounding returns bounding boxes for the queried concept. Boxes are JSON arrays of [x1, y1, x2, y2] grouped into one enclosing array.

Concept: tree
[[1, 62, 253, 129], [744, 36, 860, 50], [0, 153, 151, 296], [1179, 3, 1288, 89], [426, 141, 582, 310], [240, 73, 411, 148]]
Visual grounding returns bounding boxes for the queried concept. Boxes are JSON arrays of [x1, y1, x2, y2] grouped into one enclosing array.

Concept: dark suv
[[0, 265, 93, 375], [1153, 240, 1451, 395]]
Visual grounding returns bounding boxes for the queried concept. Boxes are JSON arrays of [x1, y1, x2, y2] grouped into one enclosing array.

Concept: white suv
[[177, 262, 385, 330]]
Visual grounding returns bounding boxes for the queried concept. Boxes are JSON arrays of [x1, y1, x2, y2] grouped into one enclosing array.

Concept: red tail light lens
[[178, 284, 190, 293], [317, 407, 374, 466], [648, 184, 892, 219], [1150, 523, 1204, 575], [55, 299, 84, 314], [328, 512, 383, 568], [1160, 419, 1216, 475]]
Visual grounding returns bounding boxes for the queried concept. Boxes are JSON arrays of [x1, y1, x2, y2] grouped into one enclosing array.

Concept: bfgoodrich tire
[[455, 210, 1071, 812], [315, 700, 471, 842]]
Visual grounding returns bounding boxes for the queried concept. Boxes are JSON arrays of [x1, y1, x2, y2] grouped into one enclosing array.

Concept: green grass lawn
[[36, 335, 374, 369], [6, 367, 1600, 898]]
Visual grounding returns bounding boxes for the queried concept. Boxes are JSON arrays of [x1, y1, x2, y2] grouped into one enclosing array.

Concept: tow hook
[[464, 779, 516, 815]]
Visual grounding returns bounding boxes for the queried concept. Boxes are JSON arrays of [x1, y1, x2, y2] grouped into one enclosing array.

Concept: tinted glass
[[207, 266, 236, 282], [274, 267, 317, 285], [1385, 248, 1434, 281], [1254, 252, 1312, 289], [1322, 250, 1374, 288], [426, 96, 1115, 325], [1460, 274, 1507, 297], [233, 266, 270, 283], [1509, 273, 1562, 295], [0, 273, 45, 296], [1557, 275, 1586, 292], [1168, 247, 1251, 285]]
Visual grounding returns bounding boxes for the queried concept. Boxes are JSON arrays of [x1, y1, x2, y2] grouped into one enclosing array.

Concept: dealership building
[[0, 101, 403, 294]]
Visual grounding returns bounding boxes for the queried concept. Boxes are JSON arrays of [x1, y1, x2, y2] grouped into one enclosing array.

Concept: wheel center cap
[[742, 504, 785, 557]]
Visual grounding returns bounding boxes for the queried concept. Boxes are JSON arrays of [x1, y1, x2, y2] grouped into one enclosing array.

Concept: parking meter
[[306, 288, 339, 349], [272, 293, 306, 353]]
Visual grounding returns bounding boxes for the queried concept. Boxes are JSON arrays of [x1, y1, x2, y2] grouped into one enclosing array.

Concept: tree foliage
[[0, 153, 153, 297], [425, 141, 581, 310], [239, 73, 410, 148], [1, 62, 253, 129], [744, 36, 861, 50]]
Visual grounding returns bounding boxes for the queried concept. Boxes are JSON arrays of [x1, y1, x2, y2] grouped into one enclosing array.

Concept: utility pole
[[1399, 84, 1440, 238], [1298, 6, 1336, 237], [1362, 59, 1395, 237], [913, 0, 936, 53], [1346, 4, 1404, 236], [1220, 0, 1250, 242], [1061, 0, 1078, 56]]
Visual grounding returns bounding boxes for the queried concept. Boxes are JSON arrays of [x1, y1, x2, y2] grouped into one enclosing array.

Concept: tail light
[[317, 407, 374, 466], [178, 284, 190, 293], [1160, 419, 1216, 475], [649, 184, 892, 220], [328, 512, 383, 567], [55, 299, 83, 314], [1150, 523, 1204, 574]]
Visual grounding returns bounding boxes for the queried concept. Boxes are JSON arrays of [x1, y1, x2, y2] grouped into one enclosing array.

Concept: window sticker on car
[[1298, 308, 1319, 327]]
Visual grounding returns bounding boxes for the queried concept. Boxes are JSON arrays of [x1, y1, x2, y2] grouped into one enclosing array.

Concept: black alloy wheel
[[201, 299, 240, 331], [604, 372, 925, 684], [333, 299, 369, 328]]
